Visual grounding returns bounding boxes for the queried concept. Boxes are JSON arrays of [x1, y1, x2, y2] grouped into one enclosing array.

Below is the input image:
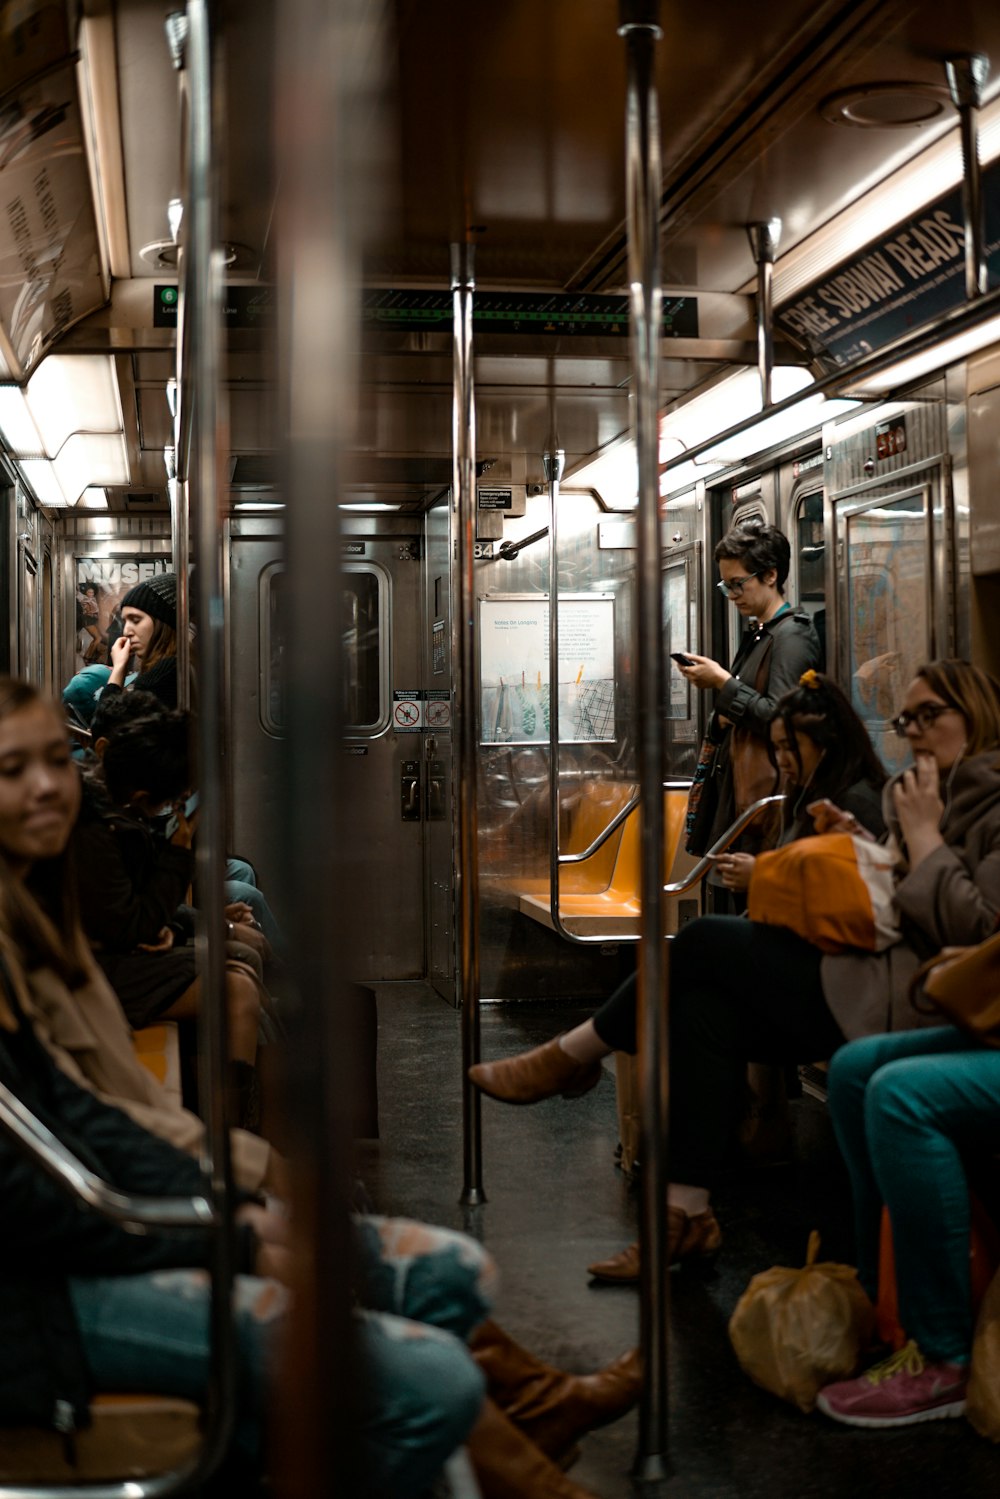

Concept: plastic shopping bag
[[728, 1230, 875, 1413]]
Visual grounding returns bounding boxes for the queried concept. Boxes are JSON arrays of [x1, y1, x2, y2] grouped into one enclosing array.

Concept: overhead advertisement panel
[[775, 169, 1000, 370], [0, 59, 105, 377]]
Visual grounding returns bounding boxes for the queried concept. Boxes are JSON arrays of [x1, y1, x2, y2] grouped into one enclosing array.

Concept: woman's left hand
[[892, 752, 945, 866], [711, 852, 756, 891], [678, 653, 731, 691]]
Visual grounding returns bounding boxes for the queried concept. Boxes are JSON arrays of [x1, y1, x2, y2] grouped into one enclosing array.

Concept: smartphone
[[670, 651, 694, 666]]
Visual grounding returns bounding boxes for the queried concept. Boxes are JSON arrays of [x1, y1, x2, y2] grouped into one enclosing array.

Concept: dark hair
[[768, 671, 886, 809], [91, 688, 165, 746], [714, 519, 791, 594], [0, 677, 90, 985], [913, 660, 1000, 757], [102, 711, 193, 807]]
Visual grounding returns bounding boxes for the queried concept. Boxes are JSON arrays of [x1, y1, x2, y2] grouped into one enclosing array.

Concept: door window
[[842, 489, 929, 774], [261, 562, 388, 735]]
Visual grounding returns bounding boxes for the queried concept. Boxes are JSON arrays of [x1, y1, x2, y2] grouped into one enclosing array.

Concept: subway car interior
[[2, 1, 1000, 1495]]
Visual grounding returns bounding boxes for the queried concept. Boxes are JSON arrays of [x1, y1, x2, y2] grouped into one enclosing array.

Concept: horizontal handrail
[[558, 779, 693, 866], [559, 793, 638, 865], [0, 1083, 216, 1231], [664, 793, 786, 895]]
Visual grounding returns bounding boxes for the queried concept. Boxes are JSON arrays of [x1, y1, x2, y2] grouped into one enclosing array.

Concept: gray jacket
[[821, 748, 1000, 1039]]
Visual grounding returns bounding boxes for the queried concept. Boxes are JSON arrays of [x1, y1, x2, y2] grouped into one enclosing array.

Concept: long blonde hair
[[0, 678, 90, 986]]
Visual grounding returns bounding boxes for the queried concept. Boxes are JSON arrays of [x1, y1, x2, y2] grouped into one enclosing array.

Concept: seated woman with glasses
[[469, 660, 1000, 1284], [675, 519, 821, 905]]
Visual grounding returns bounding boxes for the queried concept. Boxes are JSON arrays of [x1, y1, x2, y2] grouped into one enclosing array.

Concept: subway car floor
[[357, 983, 1000, 1499]]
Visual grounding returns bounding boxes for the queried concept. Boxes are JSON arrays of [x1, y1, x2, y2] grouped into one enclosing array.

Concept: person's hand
[[711, 852, 756, 891], [805, 798, 875, 839], [110, 634, 132, 670], [225, 901, 255, 927], [261, 1150, 291, 1205], [677, 652, 732, 691], [892, 752, 945, 866], [169, 801, 200, 848], [137, 926, 175, 953], [228, 922, 271, 960], [238, 1203, 293, 1284]]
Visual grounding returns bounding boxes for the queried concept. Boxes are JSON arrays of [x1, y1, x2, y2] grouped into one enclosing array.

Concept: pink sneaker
[[816, 1342, 968, 1429]]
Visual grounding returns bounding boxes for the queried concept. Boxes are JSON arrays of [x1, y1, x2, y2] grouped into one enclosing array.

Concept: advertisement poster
[[479, 595, 615, 744], [73, 556, 171, 675]]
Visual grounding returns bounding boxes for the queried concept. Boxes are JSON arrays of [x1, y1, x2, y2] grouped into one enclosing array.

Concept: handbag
[[747, 832, 900, 954], [684, 731, 722, 854], [909, 928, 1000, 1047]]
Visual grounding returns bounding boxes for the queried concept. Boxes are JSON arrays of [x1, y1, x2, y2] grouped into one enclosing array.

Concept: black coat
[[0, 988, 254, 1430], [701, 608, 821, 852], [71, 775, 193, 953]]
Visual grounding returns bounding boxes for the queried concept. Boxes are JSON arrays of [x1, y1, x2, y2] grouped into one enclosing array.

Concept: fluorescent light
[[20, 461, 68, 507], [338, 502, 401, 511], [845, 311, 1000, 394], [78, 488, 110, 511], [564, 441, 642, 509], [0, 386, 43, 455], [234, 500, 285, 511], [27, 355, 123, 454]]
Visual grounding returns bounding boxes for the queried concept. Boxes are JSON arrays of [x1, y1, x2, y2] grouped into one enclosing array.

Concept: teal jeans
[[70, 1216, 494, 1496], [828, 1026, 1000, 1363]]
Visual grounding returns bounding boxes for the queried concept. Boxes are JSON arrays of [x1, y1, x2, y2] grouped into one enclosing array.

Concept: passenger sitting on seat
[[104, 571, 184, 708], [710, 670, 886, 895], [90, 687, 284, 952], [469, 659, 1000, 1283], [67, 706, 266, 1127], [0, 677, 638, 1497], [815, 1025, 1000, 1428]]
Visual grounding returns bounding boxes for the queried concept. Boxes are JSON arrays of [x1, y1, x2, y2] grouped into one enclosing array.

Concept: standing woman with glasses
[[680, 520, 821, 903]]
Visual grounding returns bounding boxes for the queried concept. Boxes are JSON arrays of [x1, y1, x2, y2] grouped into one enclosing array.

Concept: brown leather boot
[[469, 1319, 641, 1463], [586, 1207, 723, 1283], [468, 1036, 602, 1105], [467, 1398, 602, 1499]]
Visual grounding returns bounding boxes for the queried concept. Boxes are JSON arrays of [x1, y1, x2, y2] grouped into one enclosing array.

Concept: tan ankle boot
[[468, 1036, 602, 1105], [586, 1208, 722, 1282], [467, 1398, 602, 1499], [469, 1320, 641, 1462]]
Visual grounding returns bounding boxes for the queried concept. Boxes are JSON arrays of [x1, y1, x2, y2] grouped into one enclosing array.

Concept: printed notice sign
[[479, 596, 615, 744]]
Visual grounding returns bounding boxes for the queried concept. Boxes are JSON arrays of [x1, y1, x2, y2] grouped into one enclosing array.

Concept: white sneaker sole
[[815, 1393, 967, 1428]]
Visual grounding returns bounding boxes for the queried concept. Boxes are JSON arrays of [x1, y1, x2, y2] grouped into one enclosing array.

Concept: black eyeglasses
[[716, 572, 761, 599], [892, 703, 960, 737]]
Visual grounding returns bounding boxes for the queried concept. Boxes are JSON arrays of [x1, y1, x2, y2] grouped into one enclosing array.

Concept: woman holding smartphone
[[680, 519, 820, 898]]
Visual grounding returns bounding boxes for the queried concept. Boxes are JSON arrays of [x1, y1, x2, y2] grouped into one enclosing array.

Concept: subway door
[[340, 534, 426, 979], [229, 524, 425, 980]]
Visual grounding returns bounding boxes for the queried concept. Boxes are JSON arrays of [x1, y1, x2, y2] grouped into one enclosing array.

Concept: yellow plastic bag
[[967, 1264, 1000, 1442], [728, 1230, 875, 1413]]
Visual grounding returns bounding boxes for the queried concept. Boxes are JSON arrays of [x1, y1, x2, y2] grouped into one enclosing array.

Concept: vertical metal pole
[[185, 0, 236, 1466], [618, 0, 668, 1483], [273, 0, 368, 1491], [747, 219, 781, 409], [453, 241, 485, 1205], [170, 475, 191, 710], [945, 55, 989, 301], [545, 448, 565, 927]]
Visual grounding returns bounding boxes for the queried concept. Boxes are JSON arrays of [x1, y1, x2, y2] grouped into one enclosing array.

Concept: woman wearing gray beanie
[[106, 572, 182, 708]]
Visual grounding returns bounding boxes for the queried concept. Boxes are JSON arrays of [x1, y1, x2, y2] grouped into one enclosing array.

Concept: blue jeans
[[828, 1027, 1000, 1363], [70, 1216, 494, 1495], [225, 858, 283, 952]]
